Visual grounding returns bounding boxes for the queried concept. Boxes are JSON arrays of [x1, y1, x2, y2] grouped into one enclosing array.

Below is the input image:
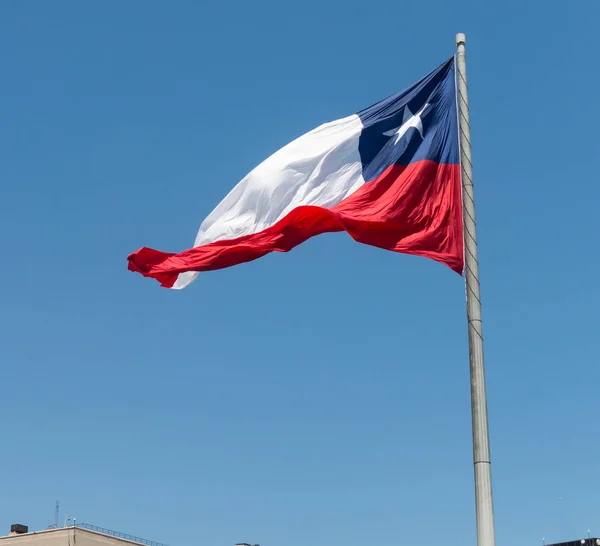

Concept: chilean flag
[[128, 58, 463, 289]]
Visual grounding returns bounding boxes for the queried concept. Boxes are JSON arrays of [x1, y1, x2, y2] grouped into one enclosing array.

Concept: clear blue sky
[[1, 2, 599, 546]]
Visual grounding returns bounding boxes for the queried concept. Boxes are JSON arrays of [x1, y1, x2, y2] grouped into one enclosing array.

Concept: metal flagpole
[[455, 33, 497, 546]]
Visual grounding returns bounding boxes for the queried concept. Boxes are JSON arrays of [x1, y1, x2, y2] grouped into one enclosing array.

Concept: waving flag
[[128, 58, 463, 289]]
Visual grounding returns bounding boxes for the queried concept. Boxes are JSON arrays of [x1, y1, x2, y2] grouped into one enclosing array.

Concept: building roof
[[1, 524, 168, 546], [548, 539, 600, 546]]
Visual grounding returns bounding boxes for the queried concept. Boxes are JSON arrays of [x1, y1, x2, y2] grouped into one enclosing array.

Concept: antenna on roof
[[48, 501, 60, 529]]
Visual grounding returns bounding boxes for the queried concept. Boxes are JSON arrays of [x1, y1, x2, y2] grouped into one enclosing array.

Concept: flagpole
[[455, 33, 497, 546]]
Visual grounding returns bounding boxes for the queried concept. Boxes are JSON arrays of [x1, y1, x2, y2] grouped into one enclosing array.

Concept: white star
[[384, 103, 429, 144]]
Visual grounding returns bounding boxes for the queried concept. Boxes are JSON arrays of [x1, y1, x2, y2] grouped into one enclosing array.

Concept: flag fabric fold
[[128, 57, 463, 289]]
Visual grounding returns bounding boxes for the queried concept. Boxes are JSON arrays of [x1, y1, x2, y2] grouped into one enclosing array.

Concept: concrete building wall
[[0, 528, 148, 546]]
